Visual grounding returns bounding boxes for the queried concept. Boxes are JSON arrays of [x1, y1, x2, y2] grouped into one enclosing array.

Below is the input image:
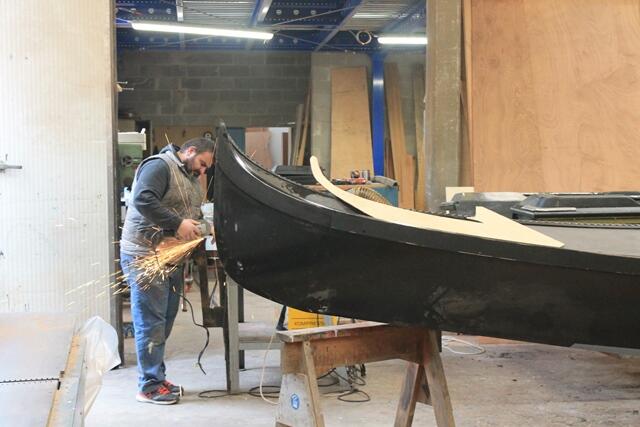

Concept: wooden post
[[395, 330, 455, 427], [423, 330, 456, 426]]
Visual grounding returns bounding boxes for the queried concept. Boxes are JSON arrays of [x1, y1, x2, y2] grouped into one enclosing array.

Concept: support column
[[371, 52, 386, 176], [425, 0, 462, 209]]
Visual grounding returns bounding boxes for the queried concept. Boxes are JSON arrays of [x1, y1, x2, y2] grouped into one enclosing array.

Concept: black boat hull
[[214, 136, 640, 349]]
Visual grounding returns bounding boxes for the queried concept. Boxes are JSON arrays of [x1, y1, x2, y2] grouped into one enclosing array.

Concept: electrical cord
[[177, 289, 371, 404], [257, 329, 280, 405], [442, 335, 486, 355], [175, 288, 210, 375]]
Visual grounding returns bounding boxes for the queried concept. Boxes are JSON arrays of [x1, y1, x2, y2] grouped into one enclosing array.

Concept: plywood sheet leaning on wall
[[413, 65, 427, 211], [330, 67, 374, 179], [245, 128, 273, 170], [468, 0, 640, 192], [385, 63, 414, 209]]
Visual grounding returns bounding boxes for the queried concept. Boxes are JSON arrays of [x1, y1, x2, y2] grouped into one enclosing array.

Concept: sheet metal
[[0, 313, 75, 382], [530, 226, 640, 258], [0, 380, 58, 426]]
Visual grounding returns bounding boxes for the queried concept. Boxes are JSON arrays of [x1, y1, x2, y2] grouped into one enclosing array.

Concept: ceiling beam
[[381, 0, 426, 34], [313, 0, 362, 52], [249, 0, 273, 27]]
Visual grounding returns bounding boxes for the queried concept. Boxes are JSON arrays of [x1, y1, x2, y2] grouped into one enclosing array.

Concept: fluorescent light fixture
[[262, 6, 269, 13], [131, 22, 273, 40], [378, 35, 428, 45]]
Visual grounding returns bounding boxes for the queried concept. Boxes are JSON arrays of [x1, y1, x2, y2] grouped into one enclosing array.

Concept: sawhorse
[[275, 321, 455, 427]]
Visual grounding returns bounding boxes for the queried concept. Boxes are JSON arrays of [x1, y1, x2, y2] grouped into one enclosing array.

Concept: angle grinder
[[197, 220, 214, 237]]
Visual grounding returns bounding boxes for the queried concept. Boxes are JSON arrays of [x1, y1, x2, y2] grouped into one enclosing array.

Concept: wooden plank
[[310, 156, 564, 247], [282, 132, 289, 166], [384, 136, 395, 179], [291, 104, 304, 164], [278, 321, 386, 343], [296, 88, 311, 166], [301, 341, 325, 427], [275, 373, 320, 427], [394, 363, 422, 427], [281, 327, 423, 375], [245, 128, 273, 170], [413, 65, 427, 211], [462, 0, 474, 187], [330, 67, 374, 179], [423, 330, 456, 426], [470, 0, 640, 192], [402, 155, 416, 210], [385, 63, 413, 209]]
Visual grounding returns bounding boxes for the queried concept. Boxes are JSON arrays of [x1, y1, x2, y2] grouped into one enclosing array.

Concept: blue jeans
[[120, 253, 183, 393]]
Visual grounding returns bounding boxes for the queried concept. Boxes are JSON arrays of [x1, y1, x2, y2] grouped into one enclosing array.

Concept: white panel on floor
[[0, 1, 116, 321]]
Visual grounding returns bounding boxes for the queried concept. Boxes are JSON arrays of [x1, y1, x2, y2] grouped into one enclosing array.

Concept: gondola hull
[[213, 136, 640, 349]]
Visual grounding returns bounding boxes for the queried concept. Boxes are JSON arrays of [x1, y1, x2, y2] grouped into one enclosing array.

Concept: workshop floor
[[87, 288, 640, 427]]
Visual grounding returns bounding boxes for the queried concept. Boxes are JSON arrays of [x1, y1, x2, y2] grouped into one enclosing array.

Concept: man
[[120, 137, 214, 405]]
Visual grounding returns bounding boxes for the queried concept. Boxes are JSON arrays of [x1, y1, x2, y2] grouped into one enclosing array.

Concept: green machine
[[117, 132, 146, 190]]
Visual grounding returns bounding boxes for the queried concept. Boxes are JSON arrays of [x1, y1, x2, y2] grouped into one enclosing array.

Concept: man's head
[[179, 137, 215, 177]]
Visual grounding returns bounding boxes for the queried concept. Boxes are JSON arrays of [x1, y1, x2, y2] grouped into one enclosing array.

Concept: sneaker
[[163, 380, 184, 396], [136, 386, 179, 405]]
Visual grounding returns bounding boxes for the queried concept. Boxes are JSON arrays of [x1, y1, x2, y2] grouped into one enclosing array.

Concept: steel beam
[[249, 0, 273, 26], [371, 52, 386, 176], [314, 0, 362, 51], [381, 1, 426, 34]]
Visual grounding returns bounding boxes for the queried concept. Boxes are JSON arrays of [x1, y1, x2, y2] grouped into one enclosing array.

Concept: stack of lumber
[[384, 63, 415, 209], [291, 87, 311, 166], [413, 64, 427, 211]]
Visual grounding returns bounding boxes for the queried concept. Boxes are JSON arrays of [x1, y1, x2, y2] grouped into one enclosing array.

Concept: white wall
[[0, 1, 115, 322]]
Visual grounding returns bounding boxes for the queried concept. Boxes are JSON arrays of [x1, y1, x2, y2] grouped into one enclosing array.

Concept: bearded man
[[120, 137, 214, 405]]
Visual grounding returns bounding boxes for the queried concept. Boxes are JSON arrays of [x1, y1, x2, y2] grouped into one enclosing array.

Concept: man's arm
[[132, 159, 182, 230]]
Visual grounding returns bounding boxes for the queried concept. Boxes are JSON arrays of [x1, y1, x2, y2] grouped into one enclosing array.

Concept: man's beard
[[183, 158, 200, 177]]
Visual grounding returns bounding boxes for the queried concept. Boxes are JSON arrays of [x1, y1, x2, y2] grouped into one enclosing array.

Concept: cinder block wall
[[117, 51, 311, 128]]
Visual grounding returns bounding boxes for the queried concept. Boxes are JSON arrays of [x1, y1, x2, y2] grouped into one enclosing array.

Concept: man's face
[[183, 147, 214, 177]]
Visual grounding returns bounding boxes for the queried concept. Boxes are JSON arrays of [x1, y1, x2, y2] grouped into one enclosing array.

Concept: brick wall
[[117, 50, 311, 128]]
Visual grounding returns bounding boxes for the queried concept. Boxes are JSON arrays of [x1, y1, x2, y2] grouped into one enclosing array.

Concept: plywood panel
[[385, 63, 414, 209], [245, 128, 273, 170], [330, 67, 374, 179], [413, 65, 427, 211], [470, 0, 640, 192]]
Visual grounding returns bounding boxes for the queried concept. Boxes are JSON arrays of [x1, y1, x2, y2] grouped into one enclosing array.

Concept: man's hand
[[177, 219, 201, 241]]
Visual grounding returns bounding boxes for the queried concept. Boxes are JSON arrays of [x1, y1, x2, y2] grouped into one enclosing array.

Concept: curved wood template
[[310, 156, 563, 248]]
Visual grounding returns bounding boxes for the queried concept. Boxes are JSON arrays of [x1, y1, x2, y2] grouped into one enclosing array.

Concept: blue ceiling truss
[[116, 0, 426, 52]]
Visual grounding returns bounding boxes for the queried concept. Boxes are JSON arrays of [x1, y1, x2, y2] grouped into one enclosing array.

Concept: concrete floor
[[87, 288, 640, 426]]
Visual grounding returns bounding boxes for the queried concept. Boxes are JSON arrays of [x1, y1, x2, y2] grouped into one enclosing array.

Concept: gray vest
[[120, 151, 204, 256]]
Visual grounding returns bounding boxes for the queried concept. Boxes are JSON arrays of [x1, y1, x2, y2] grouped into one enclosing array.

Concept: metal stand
[[274, 322, 455, 427], [195, 246, 281, 394], [224, 277, 282, 393]]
